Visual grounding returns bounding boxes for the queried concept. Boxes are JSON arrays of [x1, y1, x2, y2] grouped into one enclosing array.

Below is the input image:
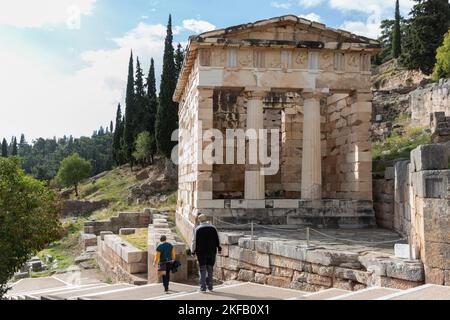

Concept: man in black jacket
[[191, 214, 222, 292]]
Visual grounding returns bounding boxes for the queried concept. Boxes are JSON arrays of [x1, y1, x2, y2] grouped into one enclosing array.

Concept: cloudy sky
[[0, 0, 415, 141]]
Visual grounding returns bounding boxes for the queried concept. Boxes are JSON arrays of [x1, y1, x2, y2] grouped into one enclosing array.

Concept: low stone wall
[[96, 234, 148, 285], [373, 167, 395, 230], [62, 200, 109, 217], [84, 210, 152, 235], [214, 233, 424, 291], [147, 214, 188, 284]]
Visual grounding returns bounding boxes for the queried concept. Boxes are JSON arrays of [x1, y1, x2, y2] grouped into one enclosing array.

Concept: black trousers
[[160, 262, 171, 291]]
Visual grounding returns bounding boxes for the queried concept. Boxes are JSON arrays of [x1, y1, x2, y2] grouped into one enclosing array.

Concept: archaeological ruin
[[174, 15, 380, 242]]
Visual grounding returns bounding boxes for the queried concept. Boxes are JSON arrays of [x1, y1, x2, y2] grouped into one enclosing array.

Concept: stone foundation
[[84, 210, 152, 236], [215, 232, 424, 291]]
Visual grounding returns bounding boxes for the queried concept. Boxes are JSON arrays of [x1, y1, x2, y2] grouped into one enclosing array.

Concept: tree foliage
[[132, 131, 153, 165], [1, 139, 7, 157], [55, 153, 92, 197], [432, 29, 450, 80], [392, 0, 402, 58], [156, 15, 179, 159], [123, 51, 136, 164], [113, 103, 126, 165], [0, 157, 62, 298], [401, 0, 450, 74]]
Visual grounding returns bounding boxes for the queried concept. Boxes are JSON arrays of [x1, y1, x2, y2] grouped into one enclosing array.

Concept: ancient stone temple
[[173, 15, 381, 242]]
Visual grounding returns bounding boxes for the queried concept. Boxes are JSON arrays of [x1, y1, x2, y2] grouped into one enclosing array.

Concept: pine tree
[[11, 137, 18, 156], [1, 138, 8, 157], [113, 103, 124, 165], [123, 51, 136, 164], [401, 0, 450, 74], [392, 0, 402, 58], [134, 57, 147, 135], [175, 43, 185, 80], [156, 15, 179, 159], [146, 58, 158, 163]]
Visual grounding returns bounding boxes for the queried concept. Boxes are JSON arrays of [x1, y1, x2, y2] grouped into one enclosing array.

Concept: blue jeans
[[159, 262, 171, 291], [198, 254, 215, 290]]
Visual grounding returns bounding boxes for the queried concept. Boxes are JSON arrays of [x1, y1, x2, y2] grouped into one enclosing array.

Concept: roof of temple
[[173, 14, 380, 102]]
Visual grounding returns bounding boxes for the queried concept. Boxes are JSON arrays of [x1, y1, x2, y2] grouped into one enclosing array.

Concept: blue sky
[[0, 0, 415, 141]]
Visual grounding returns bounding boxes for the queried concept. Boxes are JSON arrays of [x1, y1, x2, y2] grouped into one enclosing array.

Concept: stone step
[[78, 283, 197, 300], [6, 277, 70, 298], [42, 284, 135, 300], [330, 287, 400, 300], [299, 288, 351, 300], [23, 284, 106, 300], [377, 284, 450, 300], [159, 282, 307, 300]]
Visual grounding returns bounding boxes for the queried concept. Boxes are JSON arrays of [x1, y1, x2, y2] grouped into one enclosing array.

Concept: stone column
[[301, 92, 322, 200], [245, 91, 265, 200]]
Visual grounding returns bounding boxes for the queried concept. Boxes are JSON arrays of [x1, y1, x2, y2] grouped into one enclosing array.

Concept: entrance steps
[[5, 277, 450, 300]]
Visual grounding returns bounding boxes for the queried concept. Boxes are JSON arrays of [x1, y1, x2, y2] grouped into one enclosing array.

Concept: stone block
[[424, 266, 445, 285], [334, 267, 372, 285], [385, 261, 424, 282], [254, 273, 268, 284], [266, 275, 292, 288], [293, 271, 332, 287], [271, 267, 294, 278], [223, 269, 239, 280], [378, 277, 422, 290], [385, 166, 395, 180], [410, 144, 448, 172], [219, 233, 244, 245], [290, 281, 327, 292], [394, 244, 418, 260], [228, 246, 270, 268], [305, 249, 360, 267], [238, 269, 255, 282], [119, 228, 136, 236], [269, 255, 303, 271], [424, 241, 450, 269], [100, 231, 113, 240]]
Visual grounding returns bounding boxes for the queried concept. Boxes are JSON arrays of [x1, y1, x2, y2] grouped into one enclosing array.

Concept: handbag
[[171, 260, 181, 274]]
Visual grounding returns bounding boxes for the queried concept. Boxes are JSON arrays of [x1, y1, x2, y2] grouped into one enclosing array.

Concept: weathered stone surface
[[238, 269, 255, 282], [254, 272, 268, 284], [272, 267, 294, 278], [305, 249, 360, 267], [305, 263, 335, 277], [290, 281, 327, 292], [269, 255, 304, 271], [293, 271, 332, 287], [424, 266, 445, 285], [378, 277, 422, 290], [228, 246, 270, 268], [334, 267, 372, 285], [410, 144, 448, 172], [62, 200, 109, 217], [223, 269, 239, 280], [219, 233, 244, 245], [266, 275, 292, 288], [119, 228, 136, 236], [385, 261, 424, 282], [333, 279, 355, 291]]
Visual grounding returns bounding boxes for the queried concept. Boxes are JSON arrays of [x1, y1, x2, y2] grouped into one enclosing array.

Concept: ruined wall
[[323, 92, 373, 201], [84, 211, 151, 236], [409, 144, 450, 286], [215, 233, 424, 292], [373, 167, 395, 230], [411, 79, 450, 127]]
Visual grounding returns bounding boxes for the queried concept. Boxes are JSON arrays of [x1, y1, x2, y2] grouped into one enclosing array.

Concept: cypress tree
[[146, 58, 158, 164], [135, 57, 147, 135], [110, 121, 114, 133], [392, 0, 402, 58], [11, 137, 18, 156], [113, 103, 124, 165], [19, 134, 26, 145], [123, 51, 136, 164], [1, 138, 8, 157], [175, 43, 185, 80], [156, 15, 178, 159], [401, 0, 450, 74]]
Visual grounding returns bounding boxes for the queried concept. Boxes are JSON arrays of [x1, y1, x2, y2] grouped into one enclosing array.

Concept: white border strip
[[65, 283, 137, 299], [375, 284, 437, 300], [155, 283, 248, 300], [328, 287, 399, 300]]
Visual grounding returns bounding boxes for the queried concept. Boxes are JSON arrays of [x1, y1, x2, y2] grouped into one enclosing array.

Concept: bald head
[[198, 214, 208, 223]]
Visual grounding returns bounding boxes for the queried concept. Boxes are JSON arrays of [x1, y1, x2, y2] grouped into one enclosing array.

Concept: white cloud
[[181, 19, 216, 34], [0, 0, 96, 29], [271, 1, 293, 9], [0, 22, 166, 140], [300, 13, 321, 22], [298, 0, 323, 8], [329, 0, 415, 38]]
